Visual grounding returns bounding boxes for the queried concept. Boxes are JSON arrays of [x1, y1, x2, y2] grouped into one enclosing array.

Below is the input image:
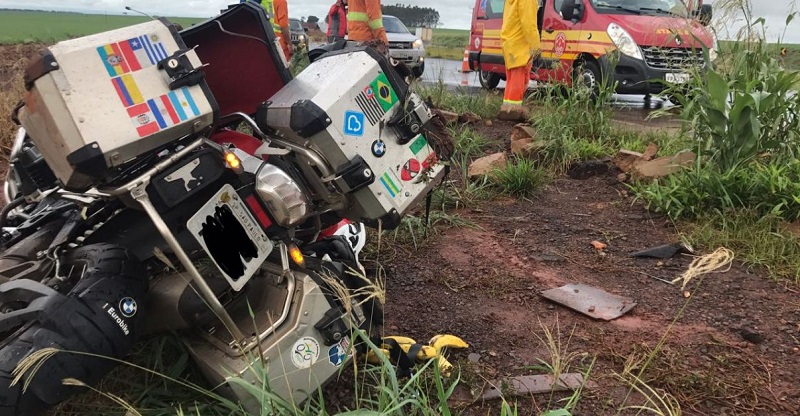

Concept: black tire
[[573, 59, 602, 100], [411, 61, 425, 78], [0, 243, 147, 416], [479, 69, 501, 90]]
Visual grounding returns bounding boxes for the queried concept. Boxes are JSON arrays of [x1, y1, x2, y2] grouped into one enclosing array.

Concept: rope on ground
[[671, 247, 734, 290]]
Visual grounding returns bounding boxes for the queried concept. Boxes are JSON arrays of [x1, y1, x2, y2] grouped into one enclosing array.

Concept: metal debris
[[540, 284, 636, 321], [631, 242, 694, 259]]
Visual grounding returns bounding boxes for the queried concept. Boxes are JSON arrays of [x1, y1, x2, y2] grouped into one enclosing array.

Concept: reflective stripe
[[259, 0, 282, 34], [348, 11, 369, 21], [503, 99, 523, 105], [368, 18, 383, 30]]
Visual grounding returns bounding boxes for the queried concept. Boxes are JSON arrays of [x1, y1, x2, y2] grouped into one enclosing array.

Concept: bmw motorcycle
[[0, 3, 445, 414]]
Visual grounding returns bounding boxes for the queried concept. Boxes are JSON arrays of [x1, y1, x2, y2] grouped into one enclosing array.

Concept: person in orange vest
[[244, 0, 294, 62], [346, 0, 389, 50], [327, 0, 348, 43], [498, 0, 540, 121]]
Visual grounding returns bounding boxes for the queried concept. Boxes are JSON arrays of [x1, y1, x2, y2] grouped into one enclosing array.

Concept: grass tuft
[[492, 157, 549, 198]]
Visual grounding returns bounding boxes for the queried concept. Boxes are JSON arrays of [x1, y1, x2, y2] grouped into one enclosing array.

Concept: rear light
[[255, 163, 310, 227]]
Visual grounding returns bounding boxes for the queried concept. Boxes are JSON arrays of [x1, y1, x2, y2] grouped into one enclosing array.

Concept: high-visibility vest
[[346, 0, 387, 43], [259, 0, 283, 36]]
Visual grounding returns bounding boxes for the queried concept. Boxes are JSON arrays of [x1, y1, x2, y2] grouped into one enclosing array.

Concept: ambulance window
[[554, 0, 564, 12], [486, 0, 505, 18]]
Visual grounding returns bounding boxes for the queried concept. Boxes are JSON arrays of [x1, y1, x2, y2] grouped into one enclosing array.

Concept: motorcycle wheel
[[0, 243, 147, 416]]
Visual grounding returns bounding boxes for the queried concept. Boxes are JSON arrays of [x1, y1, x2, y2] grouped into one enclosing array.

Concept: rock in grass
[[511, 123, 537, 142], [434, 109, 459, 125], [740, 328, 764, 344], [468, 153, 507, 179], [632, 152, 696, 180], [511, 138, 546, 158], [612, 149, 645, 173], [459, 111, 482, 124]]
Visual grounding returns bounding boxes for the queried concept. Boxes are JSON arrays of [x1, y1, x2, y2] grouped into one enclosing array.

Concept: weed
[[417, 83, 502, 119], [1, 50, 26, 157], [680, 211, 800, 283], [492, 157, 549, 198]]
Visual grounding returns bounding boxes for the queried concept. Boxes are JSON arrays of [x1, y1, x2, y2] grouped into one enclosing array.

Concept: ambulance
[[467, 0, 716, 96]]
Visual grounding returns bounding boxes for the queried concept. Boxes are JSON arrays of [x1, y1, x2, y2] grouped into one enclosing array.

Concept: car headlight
[[607, 23, 643, 60], [412, 39, 423, 49], [299, 34, 306, 43], [708, 33, 719, 62]]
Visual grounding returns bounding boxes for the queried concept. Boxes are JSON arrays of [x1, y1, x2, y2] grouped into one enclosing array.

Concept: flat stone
[[480, 373, 594, 400], [741, 328, 764, 344], [633, 152, 696, 180], [468, 153, 507, 179], [540, 283, 636, 321], [511, 138, 546, 157]]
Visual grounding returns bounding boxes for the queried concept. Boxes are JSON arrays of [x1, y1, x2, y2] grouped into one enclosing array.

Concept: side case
[[18, 18, 218, 191]]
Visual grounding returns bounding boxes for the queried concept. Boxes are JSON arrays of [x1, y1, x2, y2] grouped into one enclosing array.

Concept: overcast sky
[[0, 0, 798, 42]]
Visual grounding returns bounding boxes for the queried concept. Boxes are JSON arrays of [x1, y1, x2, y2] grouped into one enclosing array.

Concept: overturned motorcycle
[[0, 3, 446, 414]]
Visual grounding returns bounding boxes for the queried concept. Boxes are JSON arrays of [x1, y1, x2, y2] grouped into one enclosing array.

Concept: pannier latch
[[158, 48, 206, 90]]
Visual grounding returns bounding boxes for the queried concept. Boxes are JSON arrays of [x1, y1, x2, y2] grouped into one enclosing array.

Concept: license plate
[[187, 184, 273, 291], [665, 72, 691, 84]]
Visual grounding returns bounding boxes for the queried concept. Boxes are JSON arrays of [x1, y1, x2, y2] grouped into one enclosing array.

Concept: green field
[[0, 10, 204, 44]]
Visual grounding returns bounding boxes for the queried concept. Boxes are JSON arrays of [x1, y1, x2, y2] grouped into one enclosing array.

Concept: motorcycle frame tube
[[129, 180, 248, 347]]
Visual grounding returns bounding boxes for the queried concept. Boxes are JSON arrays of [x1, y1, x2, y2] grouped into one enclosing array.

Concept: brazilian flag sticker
[[371, 73, 398, 112]]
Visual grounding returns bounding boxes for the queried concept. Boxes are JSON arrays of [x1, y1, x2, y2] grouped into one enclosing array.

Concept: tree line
[[381, 4, 440, 28]]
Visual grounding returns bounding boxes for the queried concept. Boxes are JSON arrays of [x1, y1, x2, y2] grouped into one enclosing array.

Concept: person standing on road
[[244, 0, 294, 62], [498, 0, 540, 121], [327, 0, 348, 43], [347, 0, 389, 52]]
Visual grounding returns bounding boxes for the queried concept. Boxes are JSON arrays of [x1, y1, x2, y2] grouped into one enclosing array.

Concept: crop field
[[0, 10, 204, 44]]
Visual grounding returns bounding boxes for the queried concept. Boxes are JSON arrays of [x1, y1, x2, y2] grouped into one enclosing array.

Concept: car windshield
[[289, 19, 303, 31], [592, 0, 690, 17], [383, 16, 411, 34]]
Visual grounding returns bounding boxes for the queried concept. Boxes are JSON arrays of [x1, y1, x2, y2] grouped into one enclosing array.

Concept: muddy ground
[[1, 42, 798, 415], [322, 119, 800, 416]]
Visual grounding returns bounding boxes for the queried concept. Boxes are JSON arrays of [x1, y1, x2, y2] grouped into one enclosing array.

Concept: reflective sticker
[[409, 135, 428, 155], [291, 337, 321, 369], [328, 337, 351, 367], [343, 110, 365, 136], [379, 170, 402, 198], [400, 158, 421, 181]]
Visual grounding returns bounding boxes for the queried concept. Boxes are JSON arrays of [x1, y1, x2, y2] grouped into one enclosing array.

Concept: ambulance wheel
[[574, 60, 602, 99], [0, 243, 147, 416], [479, 69, 501, 90]]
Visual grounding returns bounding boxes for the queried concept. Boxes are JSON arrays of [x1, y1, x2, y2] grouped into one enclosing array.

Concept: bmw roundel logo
[[371, 140, 386, 157], [120, 297, 138, 318]]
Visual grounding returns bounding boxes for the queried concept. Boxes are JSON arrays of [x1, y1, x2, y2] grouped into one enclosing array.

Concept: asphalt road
[[419, 58, 673, 112]]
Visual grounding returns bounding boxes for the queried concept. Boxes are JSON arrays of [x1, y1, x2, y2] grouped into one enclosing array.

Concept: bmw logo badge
[[371, 140, 386, 158], [120, 297, 138, 318]]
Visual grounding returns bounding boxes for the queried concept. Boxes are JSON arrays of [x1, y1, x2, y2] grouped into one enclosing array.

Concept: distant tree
[[381, 4, 440, 28], [307, 15, 319, 23]]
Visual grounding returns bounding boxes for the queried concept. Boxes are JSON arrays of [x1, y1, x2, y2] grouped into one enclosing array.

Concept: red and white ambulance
[[467, 0, 716, 95]]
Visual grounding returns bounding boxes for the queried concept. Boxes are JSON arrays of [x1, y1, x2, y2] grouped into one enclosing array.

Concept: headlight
[[299, 34, 306, 43], [607, 23, 643, 60], [708, 33, 719, 62], [412, 39, 423, 49], [255, 162, 310, 227]]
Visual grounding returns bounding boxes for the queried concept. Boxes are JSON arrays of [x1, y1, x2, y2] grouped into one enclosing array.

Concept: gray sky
[[0, 0, 798, 42]]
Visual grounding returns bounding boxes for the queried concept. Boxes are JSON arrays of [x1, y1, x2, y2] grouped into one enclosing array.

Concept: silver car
[[383, 15, 425, 77]]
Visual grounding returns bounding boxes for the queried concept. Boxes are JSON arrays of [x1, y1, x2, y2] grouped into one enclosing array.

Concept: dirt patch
[[334, 119, 800, 415]]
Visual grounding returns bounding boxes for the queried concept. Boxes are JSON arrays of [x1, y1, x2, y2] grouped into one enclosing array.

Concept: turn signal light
[[224, 151, 243, 174], [289, 244, 305, 267]]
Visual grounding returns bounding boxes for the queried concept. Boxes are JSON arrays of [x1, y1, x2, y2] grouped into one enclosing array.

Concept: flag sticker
[[379, 170, 402, 198], [111, 74, 144, 107], [140, 34, 168, 64], [144, 88, 199, 130], [127, 102, 160, 137], [355, 91, 384, 125], [371, 73, 398, 112], [409, 135, 428, 155], [97, 44, 129, 77]]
